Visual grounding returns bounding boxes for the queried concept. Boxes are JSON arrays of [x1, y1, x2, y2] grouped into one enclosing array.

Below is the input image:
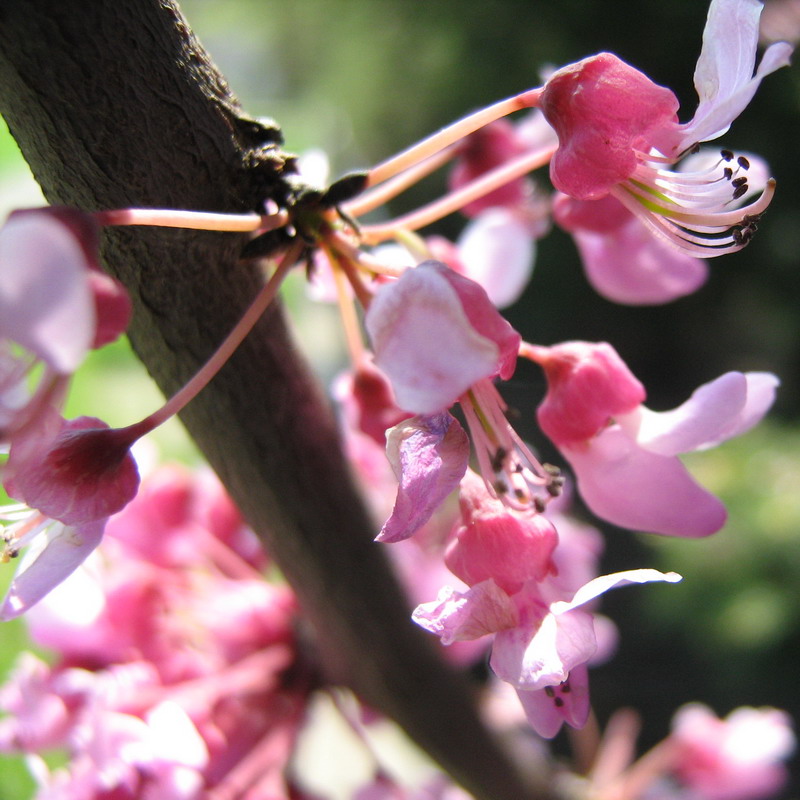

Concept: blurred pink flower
[[670, 703, 795, 800]]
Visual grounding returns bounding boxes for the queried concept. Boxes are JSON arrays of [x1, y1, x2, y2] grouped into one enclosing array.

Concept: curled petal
[[490, 597, 596, 690], [412, 580, 518, 645], [563, 427, 727, 536], [376, 412, 469, 542], [667, 0, 794, 154], [550, 568, 681, 616], [618, 371, 778, 455]]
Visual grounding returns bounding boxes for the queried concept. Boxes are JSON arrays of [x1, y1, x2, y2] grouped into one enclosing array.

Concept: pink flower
[[1, 411, 140, 619], [530, 341, 778, 536], [538, 0, 791, 256], [365, 260, 520, 415], [413, 568, 680, 738], [669, 704, 795, 800], [553, 193, 708, 304]]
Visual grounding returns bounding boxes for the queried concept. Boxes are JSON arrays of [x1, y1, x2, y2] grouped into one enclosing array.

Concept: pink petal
[[376, 412, 469, 542], [445, 504, 558, 592], [515, 663, 591, 738], [0, 520, 105, 619], [457, 208, 536, 308], [556, 196, 708, 304], [618, 371, 778, 455], [490, 594, 596, 690], [412, 580, 518, 644], [550, 568, 682, 616], [0, 211, 94, 372], [563, 428, 727, 537], [366, 263, 502, 414], [540, 53, 679, 200], [666, 0, 794, 154]]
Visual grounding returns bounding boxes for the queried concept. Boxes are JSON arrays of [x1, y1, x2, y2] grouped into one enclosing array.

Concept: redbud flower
[[539, 0, 791, 256], [528, 341, 778, 536], [413, 568, 681, 738], [669, 704, 795, 800]]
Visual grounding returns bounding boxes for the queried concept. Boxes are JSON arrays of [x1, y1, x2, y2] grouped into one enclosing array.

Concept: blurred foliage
[[1, 0, 800, 794]]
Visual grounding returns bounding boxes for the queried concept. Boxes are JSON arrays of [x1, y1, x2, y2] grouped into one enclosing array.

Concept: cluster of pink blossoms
[[1, 0, 796, 795]]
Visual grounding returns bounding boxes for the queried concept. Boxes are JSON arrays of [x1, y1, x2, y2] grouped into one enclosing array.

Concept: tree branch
[[0, 2, 548, 797]]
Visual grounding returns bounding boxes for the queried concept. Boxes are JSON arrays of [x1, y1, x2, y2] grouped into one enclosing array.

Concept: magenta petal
[[5, 416, 140, 526], [376, 412, 469, 542], [412, 580, 518, 644], [0, 520, 105, 619], [564, 428, 727, 537], [515, 664, 591, 739], [540, 53, 679, 200]]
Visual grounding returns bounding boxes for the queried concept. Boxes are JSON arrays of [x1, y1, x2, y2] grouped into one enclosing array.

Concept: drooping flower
[[527, 341, 778, 536], [365, 260, 520, 416], [538, 0, 792, 256], [413, 567, 681, 738], [1, 410, 141, 619], [366, 261, 562, 538]]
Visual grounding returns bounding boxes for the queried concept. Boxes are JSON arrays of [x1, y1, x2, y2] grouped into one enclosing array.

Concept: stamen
[[460, 379, 563, 512]]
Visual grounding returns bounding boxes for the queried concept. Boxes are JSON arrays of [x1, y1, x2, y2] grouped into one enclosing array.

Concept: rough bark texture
[[0, 2, 548, 798]]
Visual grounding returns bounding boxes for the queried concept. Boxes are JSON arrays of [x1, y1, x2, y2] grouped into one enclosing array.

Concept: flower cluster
[[0, 0, 795, 795]]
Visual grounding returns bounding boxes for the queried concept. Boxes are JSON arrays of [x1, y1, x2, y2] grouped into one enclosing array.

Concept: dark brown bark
[[0, 2, 549, 798]]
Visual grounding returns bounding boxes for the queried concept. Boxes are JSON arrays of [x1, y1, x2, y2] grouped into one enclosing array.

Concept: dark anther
[[493, 480, 508, 495], [731, 177, 748, 189], [546, 482, 563, 498], [723, 167, 733, 180], [554, 697, 565, 707], [534, 496, 547, 513], [732, 183, 748, 201], [516, 488, 528, 501], [491, 448, 508, 473], [737, 156, 751, 170], [561, 681, 571, 693], [720, 149, 734, 161], [545, 686, 556, 698]]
